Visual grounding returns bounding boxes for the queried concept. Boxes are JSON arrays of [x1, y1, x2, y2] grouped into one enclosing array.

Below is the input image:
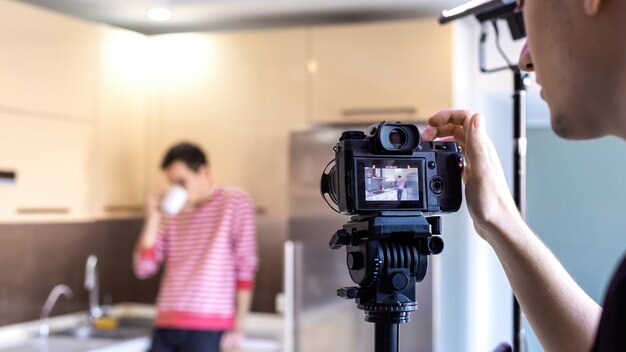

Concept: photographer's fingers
[[428, 110, 475, 131], [450, 125, 466, 147], [465, 115, 504, 177], [464, 114, 487, 162], [467, 114, 511, 192], [426, 110, 498, 187], [421, 125, 467, 149], [421, 125, 438, 141]]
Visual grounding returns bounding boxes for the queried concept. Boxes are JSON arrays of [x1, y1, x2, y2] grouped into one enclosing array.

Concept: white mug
[[161, 185, 189, 215]]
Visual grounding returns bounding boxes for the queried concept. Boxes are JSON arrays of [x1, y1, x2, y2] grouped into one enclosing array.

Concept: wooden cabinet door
[[308, 19, 453, 124], [0, 113, 94, 222], [96, 28, 147, 218], [0, 1, 100, 123], [149, 29, 308, 217]]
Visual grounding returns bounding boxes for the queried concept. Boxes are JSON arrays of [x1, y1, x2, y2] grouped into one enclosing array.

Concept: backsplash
[[0, 219, 159, 326], [0, 216, 284, 326]]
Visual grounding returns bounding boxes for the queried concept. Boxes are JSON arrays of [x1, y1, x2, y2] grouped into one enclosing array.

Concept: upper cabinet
[[0, 1, 100, 123], [0, 6, 456, 223], [0, 112, 94, 222], [308, 20, 453, 124], [149, 30, 308, 129], [0, 1, 101, 223], [148, 30, 308, 217], [96, 28, 148, 218]]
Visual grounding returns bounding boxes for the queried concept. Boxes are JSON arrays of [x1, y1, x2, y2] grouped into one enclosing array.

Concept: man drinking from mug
[[133, 142, 258, 352], [396, 175, 406, 201]]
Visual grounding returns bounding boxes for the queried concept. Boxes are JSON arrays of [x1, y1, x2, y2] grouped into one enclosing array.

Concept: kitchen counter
[[366, 188, 399, 201], [0, 304, 283, 352], [0, 335, 150, 352]]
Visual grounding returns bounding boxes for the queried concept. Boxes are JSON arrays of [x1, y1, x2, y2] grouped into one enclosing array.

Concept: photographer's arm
[[423, 110, 602, 352]]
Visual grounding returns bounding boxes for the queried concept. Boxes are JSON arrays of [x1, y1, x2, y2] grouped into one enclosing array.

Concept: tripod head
[[329, 211, 443, 351]]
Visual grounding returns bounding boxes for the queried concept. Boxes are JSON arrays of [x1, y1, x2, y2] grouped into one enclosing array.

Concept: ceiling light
[[147, 8, 173, 22]]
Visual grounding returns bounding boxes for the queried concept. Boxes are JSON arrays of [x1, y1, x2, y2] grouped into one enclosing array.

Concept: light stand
[[440, 2, 529, 351]]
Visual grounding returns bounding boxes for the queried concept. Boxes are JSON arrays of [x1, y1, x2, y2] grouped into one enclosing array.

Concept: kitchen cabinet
[[0, 2, 456, 222], [0, 112, 94, 222], [149, 29, 308, 217], [308, 19, 453, 124], [0, 1, 100, 123], [207, 30, 308, 127], [96, 28, 148, 218]]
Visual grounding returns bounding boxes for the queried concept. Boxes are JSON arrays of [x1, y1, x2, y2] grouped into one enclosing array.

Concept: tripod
[[329, 212, 444, 352]]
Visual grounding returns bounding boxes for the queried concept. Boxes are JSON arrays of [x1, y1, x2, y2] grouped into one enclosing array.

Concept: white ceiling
[[17, 0, 466, 34]]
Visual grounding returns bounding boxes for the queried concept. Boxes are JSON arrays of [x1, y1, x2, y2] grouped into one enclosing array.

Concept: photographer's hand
[[422, 110, 602, 352], [422, 110, 519, 239]]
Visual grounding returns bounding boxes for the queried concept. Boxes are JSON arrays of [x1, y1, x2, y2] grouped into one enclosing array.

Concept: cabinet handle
[[341, 107, 417, 117], [17, 207, 69, 215], [0, 170, 16, 185], [103, 205, 144, 212]]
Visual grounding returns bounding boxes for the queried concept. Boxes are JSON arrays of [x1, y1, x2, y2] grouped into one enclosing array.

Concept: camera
[[320, 121, 464, 215], [321, 122, 464, 350]]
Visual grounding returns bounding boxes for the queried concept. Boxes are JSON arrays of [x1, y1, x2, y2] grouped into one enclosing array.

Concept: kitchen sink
[[51, 317, 153, 340]]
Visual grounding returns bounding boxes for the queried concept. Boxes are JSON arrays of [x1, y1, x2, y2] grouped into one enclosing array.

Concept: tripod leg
[[375, 322, 399, 352]]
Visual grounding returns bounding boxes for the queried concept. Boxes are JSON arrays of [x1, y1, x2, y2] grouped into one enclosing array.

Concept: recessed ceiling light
[[147, 7, 173, 22]]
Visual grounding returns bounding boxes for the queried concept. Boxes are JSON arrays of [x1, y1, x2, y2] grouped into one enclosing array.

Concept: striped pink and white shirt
[[134, 187, 258, 331]]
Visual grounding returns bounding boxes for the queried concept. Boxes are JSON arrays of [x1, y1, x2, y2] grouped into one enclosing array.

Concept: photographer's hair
[[161, 142, 209, 172]]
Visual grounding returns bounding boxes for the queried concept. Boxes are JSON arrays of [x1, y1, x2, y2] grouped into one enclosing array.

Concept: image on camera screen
[[364, 165, 419, 202]]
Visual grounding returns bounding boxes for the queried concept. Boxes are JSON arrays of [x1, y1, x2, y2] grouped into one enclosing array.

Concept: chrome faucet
[[37, 284, 73, 337], [85, 255, 103, 322]]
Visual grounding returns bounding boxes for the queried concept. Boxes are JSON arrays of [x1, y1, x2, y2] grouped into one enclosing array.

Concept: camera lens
[[389, 128, 407, 149], [320, 162, 341, 210], [327, 166, 340, 205]]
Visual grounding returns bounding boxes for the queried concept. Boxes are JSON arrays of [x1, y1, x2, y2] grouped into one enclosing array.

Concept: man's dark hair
[[161, 142, 208, 172]]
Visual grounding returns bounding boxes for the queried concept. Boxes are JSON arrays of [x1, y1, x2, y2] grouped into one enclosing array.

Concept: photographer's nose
[[518, 40, 534, 72]]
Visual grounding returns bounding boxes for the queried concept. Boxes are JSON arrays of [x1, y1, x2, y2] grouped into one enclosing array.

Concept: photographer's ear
[[584, 0, 602, 16]]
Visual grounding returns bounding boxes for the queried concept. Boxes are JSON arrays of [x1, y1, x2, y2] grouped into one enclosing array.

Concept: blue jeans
[[150, 328, 224, 352]]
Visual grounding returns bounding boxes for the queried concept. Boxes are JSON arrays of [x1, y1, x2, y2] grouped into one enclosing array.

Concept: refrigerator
[[284, 126, 434, 352]]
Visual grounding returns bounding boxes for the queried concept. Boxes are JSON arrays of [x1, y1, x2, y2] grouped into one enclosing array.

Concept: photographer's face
[[518, 0, 617, 140], [164, 160, 209, 204]]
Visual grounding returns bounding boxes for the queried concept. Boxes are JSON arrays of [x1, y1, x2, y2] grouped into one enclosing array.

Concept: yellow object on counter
[[93, 316, 119, 329]]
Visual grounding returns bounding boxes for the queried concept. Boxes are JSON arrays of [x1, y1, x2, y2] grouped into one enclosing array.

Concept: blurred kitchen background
[[1, 0, 626, 351]]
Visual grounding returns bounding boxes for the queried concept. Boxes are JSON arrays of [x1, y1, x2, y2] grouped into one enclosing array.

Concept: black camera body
[[321, 122, 464, 215]]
